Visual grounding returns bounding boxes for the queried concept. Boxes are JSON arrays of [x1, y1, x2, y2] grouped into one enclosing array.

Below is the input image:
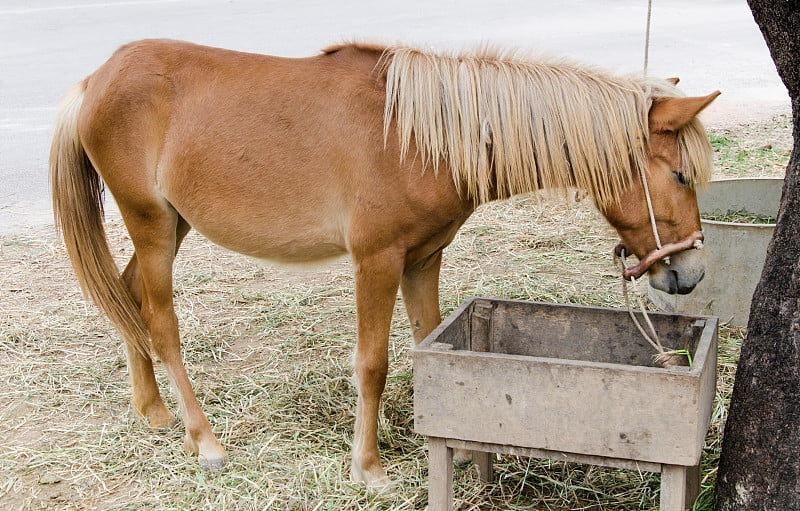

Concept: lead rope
[[617, 166, 666, 357], [617, 247, 665, 354], [616, 161, 666, 354], [618, 244, 690, 366], [618, 163, 689, 366], [639, 154, 665, 257]]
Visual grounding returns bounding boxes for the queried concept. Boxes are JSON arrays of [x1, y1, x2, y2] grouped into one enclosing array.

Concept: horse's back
[[79, 40, 396, 263]]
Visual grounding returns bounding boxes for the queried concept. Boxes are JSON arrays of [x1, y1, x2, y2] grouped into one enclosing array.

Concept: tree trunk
[[715, 2, 800, 509]]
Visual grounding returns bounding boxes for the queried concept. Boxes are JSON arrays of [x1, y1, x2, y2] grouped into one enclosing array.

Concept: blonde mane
[[380, 45, 712, 207]]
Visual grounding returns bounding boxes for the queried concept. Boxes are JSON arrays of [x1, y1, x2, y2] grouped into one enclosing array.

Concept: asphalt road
[[0, 0, 788, 234]]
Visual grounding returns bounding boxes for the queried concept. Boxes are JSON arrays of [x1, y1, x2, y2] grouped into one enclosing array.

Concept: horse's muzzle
[[615, 231, 705, 280]]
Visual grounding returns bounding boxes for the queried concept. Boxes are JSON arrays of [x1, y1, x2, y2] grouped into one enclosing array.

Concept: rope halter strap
[[615, 164, 704, 367]]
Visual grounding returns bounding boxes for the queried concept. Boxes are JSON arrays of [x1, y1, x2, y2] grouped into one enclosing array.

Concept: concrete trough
[[413, 297, 718, 510]]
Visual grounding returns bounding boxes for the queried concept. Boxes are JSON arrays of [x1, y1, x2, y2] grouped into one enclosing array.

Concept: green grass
[[709, 129, 790, 177]]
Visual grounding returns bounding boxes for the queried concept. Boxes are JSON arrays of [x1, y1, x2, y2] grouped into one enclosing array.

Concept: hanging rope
[[643, 0, 653, 74], [609, 0, 692, 367]]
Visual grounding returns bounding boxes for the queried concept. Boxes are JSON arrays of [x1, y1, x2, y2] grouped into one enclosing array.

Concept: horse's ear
[[650, 91, 721, 131], [666, 77, 680, 85]]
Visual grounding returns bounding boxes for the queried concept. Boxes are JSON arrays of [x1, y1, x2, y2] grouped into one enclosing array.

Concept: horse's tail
[[50, 81, 151, 357]]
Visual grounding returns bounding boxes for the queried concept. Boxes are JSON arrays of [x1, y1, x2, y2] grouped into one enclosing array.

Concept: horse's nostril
[[673, 266, 704, 295], [668, 270, 679, 294]]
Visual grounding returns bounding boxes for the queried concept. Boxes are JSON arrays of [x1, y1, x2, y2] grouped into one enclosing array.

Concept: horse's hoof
[[184, 434, 228, 471], [453, 448, 473, 467], [146, 410, 176, 430], [199, 454, 228, 472], [135, 402, 175, 429], [350, 462, 395, 493]]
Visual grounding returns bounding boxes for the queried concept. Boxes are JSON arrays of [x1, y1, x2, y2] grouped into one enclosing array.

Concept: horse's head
[[603, 87, 720, 295]]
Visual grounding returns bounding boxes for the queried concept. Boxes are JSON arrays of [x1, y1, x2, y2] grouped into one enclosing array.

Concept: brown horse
[[50, 39, 719, 488]]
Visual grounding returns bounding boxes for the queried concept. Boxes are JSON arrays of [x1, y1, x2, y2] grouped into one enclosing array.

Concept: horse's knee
[[352, 353, 388, 394]]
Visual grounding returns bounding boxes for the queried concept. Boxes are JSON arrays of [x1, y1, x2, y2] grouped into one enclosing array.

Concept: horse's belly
[[165, 181, 350, 264], [193, 218, 349, 265], [160, 156, 351, 264]]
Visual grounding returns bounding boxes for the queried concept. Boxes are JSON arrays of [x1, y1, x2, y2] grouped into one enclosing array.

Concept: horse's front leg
[[350, 249, 404, 489], [400, 251, 443, 344], [400, 250, 473, 467]]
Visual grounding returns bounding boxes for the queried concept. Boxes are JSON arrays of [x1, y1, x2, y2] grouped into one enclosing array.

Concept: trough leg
[[660, 464, 688, 510], [472, 451, 494, 483], [428, 437, 453, 511], [684, 464, 701, 509]]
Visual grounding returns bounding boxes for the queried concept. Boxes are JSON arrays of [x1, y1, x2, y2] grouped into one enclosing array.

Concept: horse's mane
[[378, 45, 712, 207]]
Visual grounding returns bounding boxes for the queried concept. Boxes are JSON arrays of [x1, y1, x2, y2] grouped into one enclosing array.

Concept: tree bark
[[715, 2, 800, 509]]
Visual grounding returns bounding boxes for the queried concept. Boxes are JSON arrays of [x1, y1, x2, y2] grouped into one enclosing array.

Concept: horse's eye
[[672, 171, 687, 185]]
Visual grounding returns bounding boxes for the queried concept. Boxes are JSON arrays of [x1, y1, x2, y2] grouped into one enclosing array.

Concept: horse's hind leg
[[121, 218, 191, 429], [124, 209, 227, 468]]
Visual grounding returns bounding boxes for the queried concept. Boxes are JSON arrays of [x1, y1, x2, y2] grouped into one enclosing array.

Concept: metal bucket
[[649, 178, 782, 327]]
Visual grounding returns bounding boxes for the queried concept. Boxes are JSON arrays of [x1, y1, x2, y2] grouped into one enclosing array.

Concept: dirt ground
[[0, 114, 792, 510]]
